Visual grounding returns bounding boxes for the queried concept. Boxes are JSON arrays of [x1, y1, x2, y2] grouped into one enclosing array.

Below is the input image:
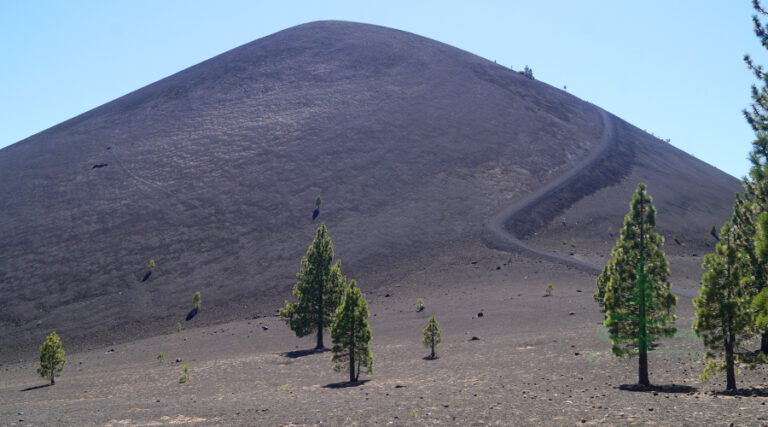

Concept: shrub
[[157, 352, 165, 362], [179, 364, 191, 383], [545, 283, 554, 297], [416, 298, 424, 312], [192, 291, 201, 310]]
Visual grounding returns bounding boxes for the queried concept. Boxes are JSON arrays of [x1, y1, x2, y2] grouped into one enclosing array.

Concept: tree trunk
[[349, 347, 356, 383], [761, 332, 768, 355], [638, 351, 650, 386], [315, 321, 324, 350], [725, 336, 737, 391], [431, 342, 435, 359], [50, 371, 55, 386]]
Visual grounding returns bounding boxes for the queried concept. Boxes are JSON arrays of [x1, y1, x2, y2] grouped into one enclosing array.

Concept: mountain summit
[[0, 21, 739, 357]]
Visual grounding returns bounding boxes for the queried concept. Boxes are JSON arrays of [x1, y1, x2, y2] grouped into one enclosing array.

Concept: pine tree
[[192, 291, 201, 310], [741, 0, 768, 354], [281, 223, 345, 350], [38, 331, 66, 385], [694, 222, 754, 391], [330, 280, 373, 382], [596, 183, 677, 386], [422, 315, 442, 359]]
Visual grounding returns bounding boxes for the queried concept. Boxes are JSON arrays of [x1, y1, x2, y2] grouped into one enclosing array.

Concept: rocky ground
[[2, 249, 767, 426]]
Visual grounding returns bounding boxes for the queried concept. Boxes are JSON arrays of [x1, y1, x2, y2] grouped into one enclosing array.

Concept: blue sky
[[0, 1, 761, 178]]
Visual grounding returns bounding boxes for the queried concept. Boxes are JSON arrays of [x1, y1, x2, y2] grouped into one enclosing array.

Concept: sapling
[[423, 316, 442, 359], [545, 283, 553, 297]]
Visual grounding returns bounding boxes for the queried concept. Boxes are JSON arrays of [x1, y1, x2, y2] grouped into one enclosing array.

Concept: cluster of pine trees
[[594, 1, 768, 391], [280, 222, 443, 383]]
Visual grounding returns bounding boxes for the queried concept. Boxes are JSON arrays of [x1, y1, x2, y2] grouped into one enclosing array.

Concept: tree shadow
[[323, 379, 370, 389], [312, 208, 320, 220], [141, 271, 152, 282], [618, 384, 697, 394], [281, 348, 329, 359], [185, 307, 198, 321], [713, 387, 768, 397], [21, 384, 52, 392], [423, 355, 440, 361]]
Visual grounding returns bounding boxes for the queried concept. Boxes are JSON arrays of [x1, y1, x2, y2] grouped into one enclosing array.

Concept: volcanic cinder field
[[1, 21, 767, 426]]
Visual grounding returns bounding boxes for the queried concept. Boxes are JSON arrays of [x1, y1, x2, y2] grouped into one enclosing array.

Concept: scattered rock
[[569, 312, 575, 316], [261, 326, 269, 331], [385, 293, 391, 298], [496, 266, 501, 270], [394, 384, 406, 388], [477, 312, 484, 318], [92, 163, 108, 169], [470, 336, 480, 341], [175, 358, 182, 363], [574, 352, 580, 356], [576, 290, 582, 292]]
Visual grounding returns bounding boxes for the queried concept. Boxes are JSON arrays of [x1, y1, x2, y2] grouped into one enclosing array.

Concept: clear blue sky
[[0, 1, 762, 178]]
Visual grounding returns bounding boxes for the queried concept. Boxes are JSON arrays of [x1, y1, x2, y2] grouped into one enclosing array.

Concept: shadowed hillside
[[0, 21, 739, 359]]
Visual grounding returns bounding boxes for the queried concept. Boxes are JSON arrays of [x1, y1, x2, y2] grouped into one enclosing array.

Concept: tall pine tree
[[694, 222, 754, 391], [741, 0, 768, 354], [596, 183, 676, 386], [280, 223, 345, 350], [330, 280, 373, 382]]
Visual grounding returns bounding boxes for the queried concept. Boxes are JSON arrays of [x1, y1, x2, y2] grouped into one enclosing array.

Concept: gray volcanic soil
[[0, 21, 761, 425], [2, 250, 767, 426]]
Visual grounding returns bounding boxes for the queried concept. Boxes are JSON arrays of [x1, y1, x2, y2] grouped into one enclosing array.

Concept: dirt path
[[483, 107, 614, 275], [482, 109, 699, 299]]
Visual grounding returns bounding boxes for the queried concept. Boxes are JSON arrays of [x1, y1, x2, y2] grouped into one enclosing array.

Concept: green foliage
[[179, 364, 191, 383], [519, 65, 534, 80], [157, 352, 165, 362], [545, 283, 554, 297], [742, 0, 768, 355], [694, 223, 754, 390], [280, 223, 346, 349], [754, 285, 768, 331], [38, 331, 66, 385], [595, 184, 676, 384], [280, 383, 291, 391], [315, 195, 322, 208], [331, 280, 373, 382], [416, 298, 425, 312], [422, 315, 442, 359], [192, 291, 201, 309], [176, 322, 182, 333], [149, 259, 156, 270]]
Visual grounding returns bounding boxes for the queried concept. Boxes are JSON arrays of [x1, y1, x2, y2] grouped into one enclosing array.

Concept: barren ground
[[2, 247, 767, 426]]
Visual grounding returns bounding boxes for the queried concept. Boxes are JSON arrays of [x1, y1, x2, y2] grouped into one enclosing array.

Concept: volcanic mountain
[[0, 21, 740, 359]]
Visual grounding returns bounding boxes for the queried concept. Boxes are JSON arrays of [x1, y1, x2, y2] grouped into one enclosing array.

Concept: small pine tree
[[331, 280, 373, 382], [694, 222, 754, 391], [176, 322, 182, 332], [192, 291, 201, 310], [416, 298, 425, 312], [38, 332, 66, 385], [179, 364, 191, 383], [149, 259, 156, 270], [315, 195, 322, 209], [595, 183, 677, 386], [545, 283, 554, 297], [423, 315, 442, 359], [281, 223, 345, 350]]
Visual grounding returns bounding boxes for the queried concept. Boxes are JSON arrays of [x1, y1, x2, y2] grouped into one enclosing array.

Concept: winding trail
[[484, 108, 614, 275], [483, 108, 696, 299]]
